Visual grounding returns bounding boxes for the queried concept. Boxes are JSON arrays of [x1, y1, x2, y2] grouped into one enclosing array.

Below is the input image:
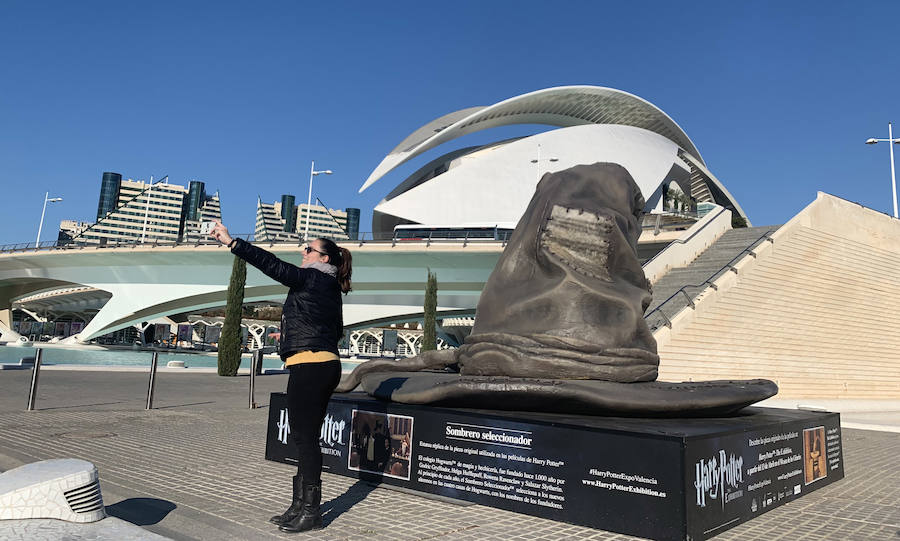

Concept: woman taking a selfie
[[210, 222, 352, 533]]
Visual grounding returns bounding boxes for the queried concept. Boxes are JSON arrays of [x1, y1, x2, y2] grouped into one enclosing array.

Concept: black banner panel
[[265, 393, 843, 541]]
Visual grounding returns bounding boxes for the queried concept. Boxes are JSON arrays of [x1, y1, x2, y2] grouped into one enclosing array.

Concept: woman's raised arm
[[210, 221, 306, 288]]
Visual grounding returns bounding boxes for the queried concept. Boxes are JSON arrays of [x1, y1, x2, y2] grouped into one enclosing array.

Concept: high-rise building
[[255, 199, 300, 243], [57, 220, 92, 244], [65, 173, 222, 245], [345, 208, 360, 240], [184, 181, 205, 221], [96, 172, 122, 220], [297, 203, 349, 240], [280, 195, 296, 233], [182, 184, 222, 243], [254, 196, 351, 242]]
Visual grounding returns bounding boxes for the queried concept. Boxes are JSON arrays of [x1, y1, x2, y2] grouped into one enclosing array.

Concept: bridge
[[0, 239, 505, 342], [0, 210, 701, 344]]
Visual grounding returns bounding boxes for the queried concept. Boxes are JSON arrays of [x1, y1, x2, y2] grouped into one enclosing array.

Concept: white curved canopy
[[373, 124, 689, 231], [360, 86, 704, 192]]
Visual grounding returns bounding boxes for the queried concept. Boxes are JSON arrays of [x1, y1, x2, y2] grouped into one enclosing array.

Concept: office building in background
[[255, 195, 353, 242], [61, 172, 222, 245], [57, 220, 92, 244]]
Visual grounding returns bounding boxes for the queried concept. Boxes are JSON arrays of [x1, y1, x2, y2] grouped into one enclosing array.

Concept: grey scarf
[[302, 261, 337, 277]]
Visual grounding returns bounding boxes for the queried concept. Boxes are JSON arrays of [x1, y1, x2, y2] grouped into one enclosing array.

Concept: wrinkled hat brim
[[359, 372, 778, 418]]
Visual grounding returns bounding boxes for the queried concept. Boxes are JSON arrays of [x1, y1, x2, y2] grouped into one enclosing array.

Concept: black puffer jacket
[[231, 239, 342, 358]]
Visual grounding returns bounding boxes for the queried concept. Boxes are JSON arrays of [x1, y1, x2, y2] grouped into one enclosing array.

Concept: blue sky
[[2, 1, 898, 245]]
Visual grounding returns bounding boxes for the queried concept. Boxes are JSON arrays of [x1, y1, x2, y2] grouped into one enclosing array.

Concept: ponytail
[[336, 247, 352, 294], [317, 238, 353, 294]]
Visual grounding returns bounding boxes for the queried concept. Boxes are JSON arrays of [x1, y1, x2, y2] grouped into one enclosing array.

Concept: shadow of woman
[[106, 497, 177, 526], [321, 479, 378, 526]]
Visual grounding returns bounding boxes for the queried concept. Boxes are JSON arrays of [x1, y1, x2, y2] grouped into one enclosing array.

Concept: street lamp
[[865, 122, 900, 218], [304, 160, 333, 241], [36, 192, 63, 246]]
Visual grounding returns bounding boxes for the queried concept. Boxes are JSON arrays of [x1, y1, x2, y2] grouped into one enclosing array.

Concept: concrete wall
[[642, 205, 732, 285], [655, 192, 900, 399]]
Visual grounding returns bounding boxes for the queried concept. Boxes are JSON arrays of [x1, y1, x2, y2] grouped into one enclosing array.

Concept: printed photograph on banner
[[177, 323, 193, 344], [803, 426, 827, 485], [348, 410, 414, 480], [205, 325, 221, 345], [265, 326, 279, 347], [155, 323, 172, 346]]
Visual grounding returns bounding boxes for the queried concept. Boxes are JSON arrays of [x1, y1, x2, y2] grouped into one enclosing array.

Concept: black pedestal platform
[[265, 392, 844, 541]]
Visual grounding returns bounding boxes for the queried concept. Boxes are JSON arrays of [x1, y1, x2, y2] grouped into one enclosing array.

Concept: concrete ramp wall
[[642, 205, 732, 285], [655, 192, 900, 399]]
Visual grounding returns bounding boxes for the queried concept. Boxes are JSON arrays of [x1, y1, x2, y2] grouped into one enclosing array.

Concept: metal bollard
[[146, 351, 159, 410], [249, 349, 260, 409], [256, 347, 265, 375], [27, 348, 43, 411]]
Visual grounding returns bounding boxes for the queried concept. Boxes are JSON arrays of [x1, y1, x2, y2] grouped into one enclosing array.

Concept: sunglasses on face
[[304, 245, 327, 256]]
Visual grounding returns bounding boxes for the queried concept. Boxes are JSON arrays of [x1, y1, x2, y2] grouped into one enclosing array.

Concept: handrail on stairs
[[642, 206, 731, 269], [643, 231, 776, 329]]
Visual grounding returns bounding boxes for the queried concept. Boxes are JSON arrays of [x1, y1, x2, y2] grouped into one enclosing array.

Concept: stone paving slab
[[0, 369, 898, 540], [0, 516, 172, 540]]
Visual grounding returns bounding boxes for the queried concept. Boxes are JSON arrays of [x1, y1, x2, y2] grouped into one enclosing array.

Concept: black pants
[[286, 360, 342, 483]]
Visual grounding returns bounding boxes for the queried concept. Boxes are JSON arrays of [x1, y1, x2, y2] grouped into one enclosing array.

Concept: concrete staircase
[[644, 225, 779, 329], [651, 193, 900, 399]]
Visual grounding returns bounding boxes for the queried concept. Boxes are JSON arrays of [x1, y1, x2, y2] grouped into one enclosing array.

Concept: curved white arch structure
[[362, 86, 748, 236], [374, 125, 684, 232], [361, 85, 705, 192]]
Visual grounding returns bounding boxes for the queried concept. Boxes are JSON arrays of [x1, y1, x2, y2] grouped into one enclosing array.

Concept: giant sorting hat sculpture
[[338, 163, 777, 416]]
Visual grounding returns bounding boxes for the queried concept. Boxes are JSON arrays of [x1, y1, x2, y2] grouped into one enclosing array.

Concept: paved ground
[[0, 369, 898, 540]]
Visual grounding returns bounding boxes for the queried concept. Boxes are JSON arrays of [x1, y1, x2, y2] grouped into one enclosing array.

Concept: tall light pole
[[36, 192, 63, 246], [866, 122, 900, 218], [304, 161, 333, 241]]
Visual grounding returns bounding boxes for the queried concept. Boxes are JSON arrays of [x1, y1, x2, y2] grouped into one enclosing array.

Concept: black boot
[[269, 475, 303, 525], [278, 480, 322, 533]]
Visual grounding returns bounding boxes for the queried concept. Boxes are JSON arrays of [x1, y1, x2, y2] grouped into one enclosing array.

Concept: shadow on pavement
[[38, 401, 130, 411], [106, 497, 177, 525], [153, 401, 216, 409], [322, 479, 376, 526]]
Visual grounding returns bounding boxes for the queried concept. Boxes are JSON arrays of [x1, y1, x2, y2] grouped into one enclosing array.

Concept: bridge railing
[[4, 211, 704, 255], [0, 231, 511, 254]]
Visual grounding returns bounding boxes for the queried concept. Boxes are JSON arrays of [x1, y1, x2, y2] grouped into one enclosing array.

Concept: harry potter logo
[[319, 414, 346, 447], [278, 410, 346, 448], [694, 450, 744, 508], [277, 409, 291, 445]]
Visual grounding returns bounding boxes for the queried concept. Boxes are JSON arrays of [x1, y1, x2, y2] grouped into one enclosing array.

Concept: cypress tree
[[422, 269, 437, 351], [218, 256, 247, 376]]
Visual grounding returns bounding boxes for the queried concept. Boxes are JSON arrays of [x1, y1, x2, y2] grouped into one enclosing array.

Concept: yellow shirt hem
[[284, 351, 339, 366]]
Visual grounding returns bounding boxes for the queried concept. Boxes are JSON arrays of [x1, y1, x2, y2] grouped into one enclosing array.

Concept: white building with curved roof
[[361, 86, 748, 236]]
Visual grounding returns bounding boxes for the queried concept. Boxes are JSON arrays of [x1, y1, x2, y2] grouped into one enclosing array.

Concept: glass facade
[[345, 207, 360, 240], [280, 194, 296, 232], [185, 181, 206, 221], [96, 172, 122, 220]]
